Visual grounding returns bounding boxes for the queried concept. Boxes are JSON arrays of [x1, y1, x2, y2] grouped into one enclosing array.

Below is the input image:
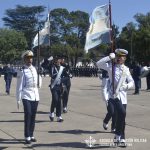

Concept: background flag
[[32, 13, 50, 48], [84, 4, 111, 53]]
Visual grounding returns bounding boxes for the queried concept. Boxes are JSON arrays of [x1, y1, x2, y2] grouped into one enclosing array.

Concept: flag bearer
[[96, 49, 134, 147]]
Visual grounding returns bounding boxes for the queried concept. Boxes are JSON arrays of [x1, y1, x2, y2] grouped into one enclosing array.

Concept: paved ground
[[0, 76, 150, 150]]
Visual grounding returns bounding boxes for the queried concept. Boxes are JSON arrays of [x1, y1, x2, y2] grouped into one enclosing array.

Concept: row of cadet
[[41, 65, 99, 77], [71, 66, 98, 77], [16, 51, 72, 144], [16, 48, 131, 146], [3, 49, 150, 146]]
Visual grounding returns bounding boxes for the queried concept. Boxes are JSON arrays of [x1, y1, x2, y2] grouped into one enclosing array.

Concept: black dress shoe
[[103, 122, 108, 130], [25, 139, 31, 144], [118, 141, 127, 147], [111, 128, 116, 133], [31, 138, 37, 142], [49, 116, 54, 121], [6, 91, 10, 95], [57, 118, 64, 122], [63, 109, 67, 113], [133, 92, 139, 95]]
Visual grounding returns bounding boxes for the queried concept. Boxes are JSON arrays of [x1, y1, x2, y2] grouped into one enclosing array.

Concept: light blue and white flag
[[32, 13, 50, 48], [84, 4, 111, 53]]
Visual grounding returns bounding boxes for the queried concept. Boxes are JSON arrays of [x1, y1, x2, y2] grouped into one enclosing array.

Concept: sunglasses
[[116, 54, 126, 57], [25, 56, 33, 59]]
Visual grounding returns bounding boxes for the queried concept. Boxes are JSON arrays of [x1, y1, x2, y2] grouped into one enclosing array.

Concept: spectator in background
[[145, 62, 150, 90], [3, 64, 15, 95], [131, 61, 141, 95], [0, 64, 3, 77]]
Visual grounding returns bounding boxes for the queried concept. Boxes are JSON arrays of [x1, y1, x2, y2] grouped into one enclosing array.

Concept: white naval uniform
[[97, 56, 134, 104], [101, 77, 110, 103], [16, 65, 42, 102]]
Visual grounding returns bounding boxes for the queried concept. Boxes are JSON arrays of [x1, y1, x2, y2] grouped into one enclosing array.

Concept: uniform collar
[[24, 65, 33, 69], [116, 64, 125, 69]]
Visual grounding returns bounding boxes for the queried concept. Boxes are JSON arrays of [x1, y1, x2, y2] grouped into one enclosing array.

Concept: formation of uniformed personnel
[[16, 50, 42, 144], [41, 55, 69, 122], [97, 49, 134, 147], [71, 66, 98, 77], [60, 57, 72, 113]]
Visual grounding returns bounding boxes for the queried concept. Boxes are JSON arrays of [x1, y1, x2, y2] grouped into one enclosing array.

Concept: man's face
[[115, 55, 126, 64], [54, 58, 61, 66], [61, 58, 65, 64], [24, 56, 33, 66]]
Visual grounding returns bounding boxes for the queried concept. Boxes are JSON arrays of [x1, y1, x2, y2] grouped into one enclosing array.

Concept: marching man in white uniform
[[97, 49, 134, 147], [16, 50, 42, 144]]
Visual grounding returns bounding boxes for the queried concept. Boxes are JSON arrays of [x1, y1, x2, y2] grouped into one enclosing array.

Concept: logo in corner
[[85, 136, 96, 147]]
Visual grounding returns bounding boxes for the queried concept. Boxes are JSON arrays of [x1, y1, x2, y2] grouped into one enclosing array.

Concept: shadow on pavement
[[0, 120, 23, 123], [32, 142, 113, 149], [0, 147, 8, 150], [0, 138, 24, 144], [48, 129, 111, 135]]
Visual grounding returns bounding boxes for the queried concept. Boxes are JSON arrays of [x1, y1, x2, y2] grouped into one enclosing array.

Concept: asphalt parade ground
[[0, 76, 150, 150]]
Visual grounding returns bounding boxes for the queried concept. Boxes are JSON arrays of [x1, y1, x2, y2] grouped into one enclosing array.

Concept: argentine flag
[[85, 4, 111, 53], [32, 13, 50, 48]]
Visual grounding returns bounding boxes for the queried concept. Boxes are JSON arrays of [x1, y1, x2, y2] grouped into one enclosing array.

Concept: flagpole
[[37, 27, 40, 86], [109, 0, 115, 94], [48, 10, 51, 56]]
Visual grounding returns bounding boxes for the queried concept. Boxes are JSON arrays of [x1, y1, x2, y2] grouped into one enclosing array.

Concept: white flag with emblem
[[32, 13, 50, 48], [84, 4, 111, 53]]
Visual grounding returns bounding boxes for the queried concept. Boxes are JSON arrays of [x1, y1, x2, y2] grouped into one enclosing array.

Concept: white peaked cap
[[115, 48, 128, 55], [21, 50, 34, 58]]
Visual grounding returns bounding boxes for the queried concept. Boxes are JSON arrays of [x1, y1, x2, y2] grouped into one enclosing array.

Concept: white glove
[[109, 53, 115, 60], [40, 59, 44, 65], [48, 56, 53, 61], [119, 84, 128, 91], [69, 74, 73, 78], [105, 100, 108, 107], [17, 100, 21, 109]]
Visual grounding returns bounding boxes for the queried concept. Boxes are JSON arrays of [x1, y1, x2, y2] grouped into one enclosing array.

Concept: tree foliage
[[3, 5, 45, 49], [50, 8, 89, 66], [117, 12, 150, 64], [0, 29, 27, 63], [2, 5, 150, 66]]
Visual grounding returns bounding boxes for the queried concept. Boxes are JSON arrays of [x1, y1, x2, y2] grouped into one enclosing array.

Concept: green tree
[[0, 29, 27, 63], [50, 9, 89, 66], [117, 22, 136, 63], [117, 12, 150, 64], [133, 12, 150, 63], [68, 10, 89, 66], [2, 5, 45, 49]]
